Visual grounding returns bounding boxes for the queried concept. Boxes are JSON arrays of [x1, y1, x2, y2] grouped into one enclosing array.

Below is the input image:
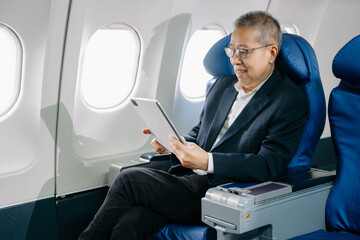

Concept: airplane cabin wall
[[312, 0, 360, 137], [0, 0, 70, 208], [56, 0, 270, 196], [57, 0, 184, 196], [55, 0, 360, 196], [0, 0, 359, 209], [269, 0, 360, 137]]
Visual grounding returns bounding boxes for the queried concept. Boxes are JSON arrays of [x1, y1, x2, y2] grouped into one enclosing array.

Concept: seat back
[[326, 35, 360, 235], [153, 33, 326, 240], [204, 33, 326, 173]]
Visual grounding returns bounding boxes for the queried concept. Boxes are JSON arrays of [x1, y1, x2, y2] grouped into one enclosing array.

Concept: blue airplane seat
[[290, 35, 360, 240], [152, 33, 326, 240], [204, 33, 326, 173], [276, 34, 326, 172]]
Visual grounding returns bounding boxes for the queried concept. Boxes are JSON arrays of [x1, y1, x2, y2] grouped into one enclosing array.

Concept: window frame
[[281, 23, 300, 35], [0, 24, 23, 118], [179, 24, 227, 100], [79, 23, 141, 110]]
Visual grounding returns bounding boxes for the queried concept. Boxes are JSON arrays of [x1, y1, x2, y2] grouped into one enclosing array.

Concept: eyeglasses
[[224, 44, 273, 59]]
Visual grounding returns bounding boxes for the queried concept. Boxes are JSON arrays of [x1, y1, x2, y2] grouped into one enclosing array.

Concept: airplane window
[[281, 23, 300, 35], [80, 24, 140, 109], [180, 25, 227, 99], [0, 25, 22, 118]]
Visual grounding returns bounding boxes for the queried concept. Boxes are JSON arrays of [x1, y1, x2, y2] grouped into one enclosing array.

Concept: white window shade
[[80, 24, 140, 109], [180, 25, 227, 99], [0, 25, 22, 117]]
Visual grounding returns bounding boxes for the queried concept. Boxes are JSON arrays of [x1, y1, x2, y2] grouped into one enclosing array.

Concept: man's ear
[[268, 45, 278, 64]]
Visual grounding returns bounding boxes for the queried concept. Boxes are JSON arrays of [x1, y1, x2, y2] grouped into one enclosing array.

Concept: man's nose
[[231, 55, 243, 65]]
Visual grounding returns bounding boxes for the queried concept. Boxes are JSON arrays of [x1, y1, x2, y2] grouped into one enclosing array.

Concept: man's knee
[[112, 167, 148, 188], [109, 167, 158, 201]]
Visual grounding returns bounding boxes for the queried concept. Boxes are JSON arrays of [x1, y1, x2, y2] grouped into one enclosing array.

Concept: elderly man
[[79, 10, 308, 240]]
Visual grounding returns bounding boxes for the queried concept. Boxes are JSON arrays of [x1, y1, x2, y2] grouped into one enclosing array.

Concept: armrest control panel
[[202, 169, 335, 239]]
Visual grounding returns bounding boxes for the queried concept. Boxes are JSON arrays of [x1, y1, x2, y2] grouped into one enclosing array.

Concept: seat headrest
[[203, 33, 314, 85], [276, 34, 313, 85], [332, 35, 360, 86], [203, 34, 234, 77]]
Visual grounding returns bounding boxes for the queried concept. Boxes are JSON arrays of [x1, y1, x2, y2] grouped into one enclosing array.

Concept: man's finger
[[169, 135, 183, 148], [169, 135, 187, 159], [142, 128, 151, 134]]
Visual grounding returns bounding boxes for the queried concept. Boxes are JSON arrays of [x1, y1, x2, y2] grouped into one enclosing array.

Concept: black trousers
[[78, 167, 210, 240]]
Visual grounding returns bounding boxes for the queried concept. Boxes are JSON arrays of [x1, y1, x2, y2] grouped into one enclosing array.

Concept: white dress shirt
[[193, 75, 271, 175]]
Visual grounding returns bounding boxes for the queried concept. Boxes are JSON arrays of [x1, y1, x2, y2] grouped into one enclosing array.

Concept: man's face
[[229, 27, 277, 92]]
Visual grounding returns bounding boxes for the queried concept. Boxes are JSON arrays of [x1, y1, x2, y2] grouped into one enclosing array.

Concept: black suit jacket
[[183, 68, 309, 186]]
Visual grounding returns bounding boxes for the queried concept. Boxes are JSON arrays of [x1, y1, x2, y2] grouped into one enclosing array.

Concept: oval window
[[281, 23, 300, 35], [179, 25, 227, 99], [80, 24, 140, 109], [0, 25, 22, 117]]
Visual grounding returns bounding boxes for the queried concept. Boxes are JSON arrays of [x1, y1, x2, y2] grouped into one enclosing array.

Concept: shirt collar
[[234, 72, 273, 96]]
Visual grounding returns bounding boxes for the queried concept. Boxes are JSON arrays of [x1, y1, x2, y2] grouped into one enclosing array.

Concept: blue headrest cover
[[203, 34, 234, 76], [332, 35, 360, 86], [276, 34, 312, 85]]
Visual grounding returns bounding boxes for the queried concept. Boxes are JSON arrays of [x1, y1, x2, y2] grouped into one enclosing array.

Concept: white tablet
[[130, 97, 184, 152]]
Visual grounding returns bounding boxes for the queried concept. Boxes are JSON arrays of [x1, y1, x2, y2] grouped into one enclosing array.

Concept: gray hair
[[234, 11, 282, 50]]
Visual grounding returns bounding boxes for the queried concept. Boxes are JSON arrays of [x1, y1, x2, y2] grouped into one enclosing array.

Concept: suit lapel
[[203, 84, 238, 151], [211, 68, 282, 151], [212, 91, 270, 150]]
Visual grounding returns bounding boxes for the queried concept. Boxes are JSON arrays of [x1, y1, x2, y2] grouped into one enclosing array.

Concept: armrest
[[202, 169, 335, 240], [108, 152, 172, 186], [140, 152, 171, 161], [139, 152, 172, 172], [275, 168, 336, 192]]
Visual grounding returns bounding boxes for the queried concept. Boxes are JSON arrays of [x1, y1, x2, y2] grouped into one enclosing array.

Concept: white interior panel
[[312, 0, 360, 137], [57, 0, 177, 196], [268, 0, 330, 46], [0, 0, 69, 207], [269, 0, 360, 137]]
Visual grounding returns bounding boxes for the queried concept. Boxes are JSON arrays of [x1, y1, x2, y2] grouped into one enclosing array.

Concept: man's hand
[[142, 129, 170, 154], [169, 135, 209, 171]]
